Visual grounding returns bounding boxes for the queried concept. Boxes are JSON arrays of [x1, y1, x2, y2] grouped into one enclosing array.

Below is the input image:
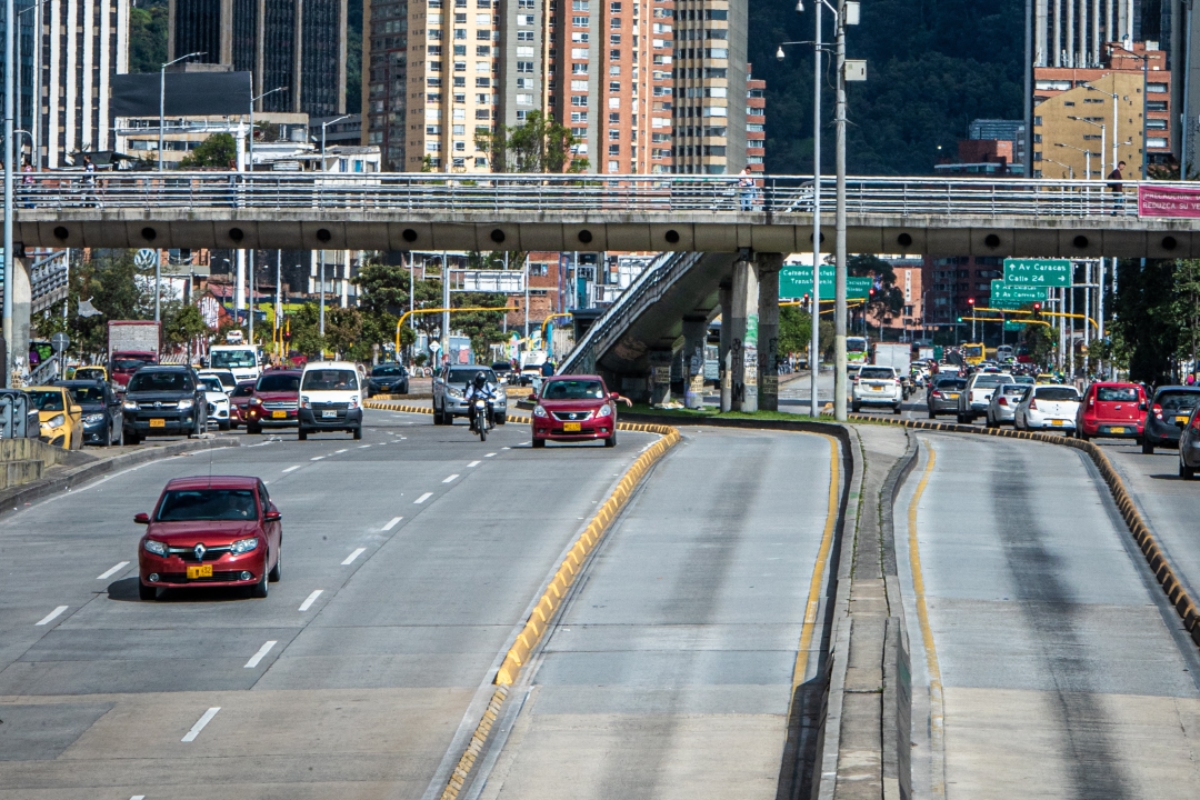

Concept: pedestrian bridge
[[10, 172, 1200, 257]]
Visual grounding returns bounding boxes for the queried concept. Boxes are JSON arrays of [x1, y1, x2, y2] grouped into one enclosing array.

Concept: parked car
[[433, 366, 508, 425], [298, 361, 363, 440], [1076, 382, 1146, 441], [985, 383, 1030, 427], [366, 363, 410, 396], [1140, 386, 1200, 453], [926, 376, 966, 418], [121, 365, 208, 445], [491, 361, 516, 384], [197, 375, 232, 431], [229, 380, 256, 429], [244, 370, 302, 434], [531, 375, 620, 448], [27, 385, 84, 449], [956, 372, 1013, 423], [198, 369, 238, 394], [70, 365, 108, 383], [135, 475, 283, 599], [57, 379, 123, 446], [850, 366, 903, 414], [1014, 384, 1081, 432]]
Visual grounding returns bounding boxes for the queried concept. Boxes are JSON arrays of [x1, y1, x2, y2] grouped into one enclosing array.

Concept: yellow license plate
[[272, 411, 287, 419], [149, 419, 166, 428], [563, 422, 581, 432], [1051, 420, 1064, 427], [1111, 426, 1126, 434], [186, 565, 213, 579], [1177, 416, 1189, 424], [947, 393, 960, 399]]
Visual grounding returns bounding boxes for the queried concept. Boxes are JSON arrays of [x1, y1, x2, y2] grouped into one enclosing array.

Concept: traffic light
[[283, 318, 291, 341], [967, 297, 975, 307], [1033, 302, 1042, 312], [957, 316, 963, 323]]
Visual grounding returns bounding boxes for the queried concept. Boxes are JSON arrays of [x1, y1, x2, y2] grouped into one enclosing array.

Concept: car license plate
[[1051, 420, 1064, 427], [186, 565, 213, 579], [563, 422, 581, 432], [149, 419, 165, 428], [1177, 416, 1189, 424], [870, 386, 883, 392], [947, 393, 960, 399], [322, 410, 337, 419], [272, 411, 287, 419], [1110, 426, 1126, 434]]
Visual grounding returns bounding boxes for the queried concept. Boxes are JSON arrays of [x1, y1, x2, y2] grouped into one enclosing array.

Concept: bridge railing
[[10, 172, 1156, 219]]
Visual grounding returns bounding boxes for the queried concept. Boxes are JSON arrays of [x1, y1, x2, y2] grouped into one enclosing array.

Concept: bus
[[847, 337, 868, 364], [962, 342, 985, 365]]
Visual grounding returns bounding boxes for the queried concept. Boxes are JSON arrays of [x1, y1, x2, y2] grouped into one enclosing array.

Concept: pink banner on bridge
[[1138, 185, 1200, 218]]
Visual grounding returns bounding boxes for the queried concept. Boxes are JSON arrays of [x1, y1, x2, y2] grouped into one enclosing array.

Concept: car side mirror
[[263, 510, 282, 522], [134, 512, 150, 524], [528, 392, 538, 401], [1139, 402, 1148, 411], [610, 392, 620, 401]]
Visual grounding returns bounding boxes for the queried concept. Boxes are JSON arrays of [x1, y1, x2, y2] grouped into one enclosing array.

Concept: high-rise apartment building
[[169, 0, 348, 117], [671, 0, 746, 174], [745, 66, 763, 171], [1033, 0, 1137, 68], [39, 0, 129, 167]]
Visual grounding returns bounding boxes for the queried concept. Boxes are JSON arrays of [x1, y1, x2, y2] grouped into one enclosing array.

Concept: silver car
[[956, 372, 1013, 424], [985, 383, 1029, 427], [432, 366, 508, 425]]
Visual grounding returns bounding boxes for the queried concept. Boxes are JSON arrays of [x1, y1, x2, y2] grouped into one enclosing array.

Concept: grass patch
[[627, 403, 824, 424]]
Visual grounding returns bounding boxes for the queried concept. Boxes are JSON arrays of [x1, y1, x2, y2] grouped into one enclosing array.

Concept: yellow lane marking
[[793, 433, 841, 688], [908, 442, 945, 799]]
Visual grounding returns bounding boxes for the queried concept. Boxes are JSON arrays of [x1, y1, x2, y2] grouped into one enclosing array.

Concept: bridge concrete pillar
[[718, 281, 732, 412], [682, 317, 707, 409], [756, 253, 783, 412], [648, 349, 674, 406], [729, 256, 759, 413], [6, 256, 31, 386]]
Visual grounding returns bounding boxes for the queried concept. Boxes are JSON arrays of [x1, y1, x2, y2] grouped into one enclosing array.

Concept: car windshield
[[1036, 387, 1080, 401], [1014, 375, 1035, 384], [936, 379, 966, 390], [199, 377, 224, 393], [232, 383, 256, 398], [973, 375, 1009, 389], [74, 368, 105, 380], [372, 365, 405, 377], [449, 369, 492, 385], [156, 489, 258, 521], [210, 350, 257, 369], [1157, 391, 1200, 412], [66, 386, 104, 404], [491, 363, 511, 371], [999, 384, 1027, 396], [258, 373, 301, 392], [128, 371, 190, 392], [1097, 386, 1139, 402], [859, 368, 894, 380], [543, 379, 607, 400], [112, 359, 152, 371], [28, 390, 64, 411], [301, 369, 358, 391], [203, 372, 235, 388]]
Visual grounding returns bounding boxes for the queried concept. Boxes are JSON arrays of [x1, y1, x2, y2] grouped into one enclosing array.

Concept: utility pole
[[833, 0, 849, 421], [441, 252, 450, 365], [810, 0, 823, 418], [3, 0, 15, 386]]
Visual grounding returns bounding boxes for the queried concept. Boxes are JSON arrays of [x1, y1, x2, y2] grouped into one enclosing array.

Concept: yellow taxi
[[1035, 373, 1056, 384], [70, 365, 109, 383], [27, 385, 84, 449]]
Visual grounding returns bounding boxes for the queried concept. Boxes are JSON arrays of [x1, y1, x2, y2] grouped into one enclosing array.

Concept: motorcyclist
[[464, 371, 498, 431]]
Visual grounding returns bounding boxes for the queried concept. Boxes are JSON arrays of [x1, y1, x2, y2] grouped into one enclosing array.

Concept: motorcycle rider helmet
[[473, 371, 488, 390]]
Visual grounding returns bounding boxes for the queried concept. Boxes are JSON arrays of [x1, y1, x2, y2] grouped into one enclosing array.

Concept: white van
[[209, 345, 262, 384], [298, 360, 364, 441]]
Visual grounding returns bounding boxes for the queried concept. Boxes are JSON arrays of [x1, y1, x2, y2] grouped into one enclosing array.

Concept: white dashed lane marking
[[181, 708, 221, 742], [342, 547, 367, 565], [35, 606, 68, 626], [244, 641, 277, 668], [414, 492, 433, 504], [298, 590, 324, 611], [97, 561, 129, 580]]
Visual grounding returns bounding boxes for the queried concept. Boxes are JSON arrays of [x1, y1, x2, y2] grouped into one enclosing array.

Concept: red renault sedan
[[1076, 381, 1147, 441], [531, 375, 621, 448], [137, 476, 283, 600]]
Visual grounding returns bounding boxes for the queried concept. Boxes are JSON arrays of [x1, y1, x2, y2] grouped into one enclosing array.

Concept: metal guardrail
[[3, 172, 1166, 220], [0, 392, 38, 439], [559, 249, 706, 376]]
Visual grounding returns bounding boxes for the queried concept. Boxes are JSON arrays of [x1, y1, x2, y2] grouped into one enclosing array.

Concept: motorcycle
[[470, 397, 490, 441]]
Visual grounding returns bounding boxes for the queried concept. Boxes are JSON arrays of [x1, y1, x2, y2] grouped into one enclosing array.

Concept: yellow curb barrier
[[843, 412, 1200, 650]]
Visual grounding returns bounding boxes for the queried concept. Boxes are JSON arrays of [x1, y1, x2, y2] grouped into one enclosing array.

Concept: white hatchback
[[1014, 384, 1081, 431], [298, 360, 364, 441], [851, 366, 903, 414]]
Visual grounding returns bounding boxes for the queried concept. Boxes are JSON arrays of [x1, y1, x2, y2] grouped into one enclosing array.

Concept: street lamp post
[[159, 52, 205, 171], [1067, 115, 1106, 178], [15, 0, 52, 170], [320, 114, 352, 161], [249, 86, 287, 170], [3, 0, 14, 386], [1046, 156, 1075, 179], [1055, 141, 1095, 183]]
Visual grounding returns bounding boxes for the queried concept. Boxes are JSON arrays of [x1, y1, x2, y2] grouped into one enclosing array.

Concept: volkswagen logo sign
[[193, 543, 206, 561], [154, 401, 163, 409]]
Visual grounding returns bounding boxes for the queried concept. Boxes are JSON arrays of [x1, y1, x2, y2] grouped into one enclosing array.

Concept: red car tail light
[[998, 397, 1008, 406], [1029, 399, 1038, 411], [931, 391, 942, 399], [1152, 404, 1163, 419], [1191, 414, 1200, 431]]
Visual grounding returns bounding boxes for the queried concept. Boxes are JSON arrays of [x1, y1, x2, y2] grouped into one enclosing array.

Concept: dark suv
[[121, 366, 207, 445], [366, 363, 409, 396]]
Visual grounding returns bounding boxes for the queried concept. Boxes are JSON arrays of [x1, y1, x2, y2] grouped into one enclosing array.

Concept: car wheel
[[851, 402, 861, 413], [1142, 437, 1155, 454], [139, 581, 157, 601], [604, 431, 617, 447], [219, 419, 231, 432], [115, 424, 124, 446], [957, 413, 968, 424], [495, 413, 507, 425], [532, 438, 546, 449], [268, 545, 282, 582], [1181, 459, 1196, 480], [101, 422, 112, 447], [250, 570, 269, 598], [247, 423, 261, 435], [298, 428, 308, 441], [352, 426, 362, 440], [126, 431, 140, 446], [893, 404, 902, 415], [927, 408, 936, 419]]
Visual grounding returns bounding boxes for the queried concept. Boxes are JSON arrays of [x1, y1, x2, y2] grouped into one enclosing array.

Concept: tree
[[325, 307, 364, 358], [128, 0, 168, 73], [1111, 258, 1184, 383], [475, 111, 588, 173], [162, 303, 207, 350], [179, 133, 237, 169], [849, 254, 904, 328]]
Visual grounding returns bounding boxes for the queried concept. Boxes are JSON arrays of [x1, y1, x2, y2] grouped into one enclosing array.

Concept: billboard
[[113, 72, 254, 117]]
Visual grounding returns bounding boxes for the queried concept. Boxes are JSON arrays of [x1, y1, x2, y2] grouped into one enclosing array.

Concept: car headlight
[[230, 537, 259, 555], [143, 539, 168, 556], [45, 414, 65, 428], [84, 413, 106, 424], [596, 403, 613, 418], [349, 396, 360, 409], [533, 404, 548, 418], [448, 387, 464, 399], [177, 399, 194, 410], [300, 395, 311, 409], [123, 401, 139, 411]]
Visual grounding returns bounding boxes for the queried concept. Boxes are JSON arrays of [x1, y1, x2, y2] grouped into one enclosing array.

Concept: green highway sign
[[990, 280, 1048, 309], [990, 296, 1040, 310], [1003, 320, 1027, 331], [780, 266, 872, 300], [1002, 258, 1071, 287]]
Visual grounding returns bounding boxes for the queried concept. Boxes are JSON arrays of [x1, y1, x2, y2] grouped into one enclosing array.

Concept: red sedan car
[[243, 370, 302, 434], [1076, 382, 1146, 441], [229, 380, 256, 429], [137, 476, 283, 600], [531, 375, 621, 448]]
